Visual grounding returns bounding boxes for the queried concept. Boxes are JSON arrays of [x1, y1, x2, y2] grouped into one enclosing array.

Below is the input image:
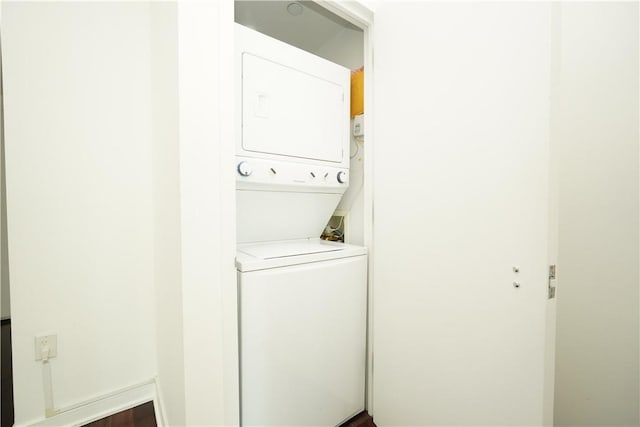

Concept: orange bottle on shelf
[[350, 67, 364, 118]]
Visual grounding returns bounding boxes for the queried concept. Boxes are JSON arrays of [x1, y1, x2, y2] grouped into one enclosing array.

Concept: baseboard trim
[[22, 379, 162, 427]]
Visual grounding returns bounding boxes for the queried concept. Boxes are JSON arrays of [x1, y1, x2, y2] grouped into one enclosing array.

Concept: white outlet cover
[[34, 334, 58, 361]]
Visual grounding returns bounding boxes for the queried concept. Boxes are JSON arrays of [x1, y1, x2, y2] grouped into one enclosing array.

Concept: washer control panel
[[236, 156, 348, 190]]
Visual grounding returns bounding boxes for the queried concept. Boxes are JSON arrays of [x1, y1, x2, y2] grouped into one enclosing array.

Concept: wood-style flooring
[[341, 411, 377, 427], [80, 406, 374, 427], [1, 319, 14, 427], [82, 402, 156, 427]]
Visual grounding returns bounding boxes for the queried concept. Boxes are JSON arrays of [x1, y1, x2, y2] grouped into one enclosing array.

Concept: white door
[[239, 255, 367, 426], [371, 3, 553, 425]]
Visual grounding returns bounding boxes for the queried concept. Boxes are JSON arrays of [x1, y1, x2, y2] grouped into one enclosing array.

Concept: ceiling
[[234, 1, 362, 55]]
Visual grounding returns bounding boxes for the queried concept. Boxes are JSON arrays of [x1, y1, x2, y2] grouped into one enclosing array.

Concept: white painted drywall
[[177, 2, 225, 422], [371, 3, 552, 425], [315, 27, 363, 70], [315, 28, 366, 246], [177, 1, 238, 425], [235, 1, 360, 67], [1, 3, 157, 424], [149, 2, 186, 425], [553, 3, 640, 426], [1, 69, 9, 321]]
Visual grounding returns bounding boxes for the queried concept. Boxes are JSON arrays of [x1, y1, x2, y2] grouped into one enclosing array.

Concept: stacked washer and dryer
[[234, 25, 368, 426]]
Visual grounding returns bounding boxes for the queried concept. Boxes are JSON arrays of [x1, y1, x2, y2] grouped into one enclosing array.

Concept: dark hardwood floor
[[1, 319, 14, 427], [81, 405, 373, 427], [341, 411, 377, 427], [82, 402, 156, 427], [81, 404, 373, 427]]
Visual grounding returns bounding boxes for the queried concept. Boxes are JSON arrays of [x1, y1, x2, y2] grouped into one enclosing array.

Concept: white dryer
[[235, 24, 350, 170], [235, 23, 352, 244]]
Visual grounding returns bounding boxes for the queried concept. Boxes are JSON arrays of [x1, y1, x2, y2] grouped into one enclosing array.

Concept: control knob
[[337, 171, 347, 184], [237, 161, 252, 177]]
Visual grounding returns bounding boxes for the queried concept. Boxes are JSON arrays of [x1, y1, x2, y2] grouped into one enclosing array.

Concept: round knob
[[337, 171, 347, 184], [237, 161, 252, 177]]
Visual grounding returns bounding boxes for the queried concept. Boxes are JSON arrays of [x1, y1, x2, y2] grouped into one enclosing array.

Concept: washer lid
[[239, 240, 342, 259], [236, 238, 367, 272]]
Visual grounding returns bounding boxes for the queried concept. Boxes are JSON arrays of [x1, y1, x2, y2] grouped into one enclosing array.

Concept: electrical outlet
[[34, 334, 58, 361]]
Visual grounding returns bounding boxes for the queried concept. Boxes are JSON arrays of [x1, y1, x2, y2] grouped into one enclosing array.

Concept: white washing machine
[[235, 24, 367, 426], [237, 239, 367, 426]]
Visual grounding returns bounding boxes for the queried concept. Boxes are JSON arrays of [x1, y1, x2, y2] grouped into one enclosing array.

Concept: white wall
[[371, 3, 552, 425], [149, 2, 185, 425], [1, 69, 9, 320], [553, 3, 640, 426], [1, 3, 157, 424], [177, 1, 238, 425], [314, 27, 363, 70], [2, 2, 239, 424], [314, 26, 365, 246]]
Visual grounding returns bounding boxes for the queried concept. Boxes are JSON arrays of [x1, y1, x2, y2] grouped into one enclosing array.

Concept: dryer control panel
[[236, 156, 348, 192]]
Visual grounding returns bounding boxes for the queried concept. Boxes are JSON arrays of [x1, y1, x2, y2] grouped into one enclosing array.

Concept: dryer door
[[242, 53, 346, 163]]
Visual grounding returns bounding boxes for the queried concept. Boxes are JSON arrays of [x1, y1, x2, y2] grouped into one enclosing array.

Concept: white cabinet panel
[[236, 190, 342, 244], [239, 255, 367, 426], [371, 3, 552, 426]]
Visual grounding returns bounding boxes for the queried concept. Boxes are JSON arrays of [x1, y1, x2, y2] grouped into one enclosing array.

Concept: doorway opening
[[232, 0, 375, 420], [0, 39, 13, 427], [234, 0, 367, 246]]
